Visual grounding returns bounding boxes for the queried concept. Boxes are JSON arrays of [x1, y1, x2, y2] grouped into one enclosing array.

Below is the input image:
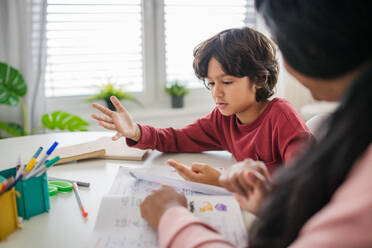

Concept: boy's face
[[206, 57, 261, 123]]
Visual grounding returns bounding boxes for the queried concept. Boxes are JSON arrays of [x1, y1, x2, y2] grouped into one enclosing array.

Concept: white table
[[0, 131, 236, 248]]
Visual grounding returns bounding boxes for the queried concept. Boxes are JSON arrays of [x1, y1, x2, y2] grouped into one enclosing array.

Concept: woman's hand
[[140, 186, 187, 230], [167, 159, 222, 187], [219, 159, 272, 215], [91, 96, 141, 141]]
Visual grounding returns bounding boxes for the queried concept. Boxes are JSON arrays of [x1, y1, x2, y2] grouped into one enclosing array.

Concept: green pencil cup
[[0, 167, 50, 220]]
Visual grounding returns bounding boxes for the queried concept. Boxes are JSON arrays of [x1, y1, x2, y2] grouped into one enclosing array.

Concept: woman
[[140, 0, 372, 247]]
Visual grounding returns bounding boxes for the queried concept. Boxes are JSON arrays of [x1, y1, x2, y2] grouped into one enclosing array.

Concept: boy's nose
[[213, 83, 224, 97]]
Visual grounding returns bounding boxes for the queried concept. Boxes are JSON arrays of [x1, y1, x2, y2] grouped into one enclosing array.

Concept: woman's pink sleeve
[[158, 206, 235, 248]]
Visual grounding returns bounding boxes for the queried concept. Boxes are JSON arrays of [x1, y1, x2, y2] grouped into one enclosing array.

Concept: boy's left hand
[[167, 159, 221, 187]]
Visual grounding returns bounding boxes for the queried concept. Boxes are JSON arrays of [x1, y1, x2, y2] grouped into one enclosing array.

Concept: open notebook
[[52, 136, 149, 165]]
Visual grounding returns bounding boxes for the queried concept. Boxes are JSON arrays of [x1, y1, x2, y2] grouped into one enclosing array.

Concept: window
[[164, 0, 256, 88], [45, 0, 143, 97], [44, 0, 255, 98]]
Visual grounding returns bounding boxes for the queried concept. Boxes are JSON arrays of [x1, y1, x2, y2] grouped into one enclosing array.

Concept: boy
[[92, 27, 312, 186]]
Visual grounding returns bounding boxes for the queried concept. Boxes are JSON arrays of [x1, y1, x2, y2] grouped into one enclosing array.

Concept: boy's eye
[[207, 82, 215, 87], [223, 81, 232, 85]]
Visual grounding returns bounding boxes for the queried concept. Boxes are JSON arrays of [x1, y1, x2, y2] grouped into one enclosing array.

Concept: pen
[[15, 155, 23, 179], [34, 156, 61, 177], [5, 172, 25, 193], [24, 156, 60, 179], [25, 146, 43, 172], [72, 182, 88, 218], [48, 177, 90, 188], [30, 142, 58, 173]]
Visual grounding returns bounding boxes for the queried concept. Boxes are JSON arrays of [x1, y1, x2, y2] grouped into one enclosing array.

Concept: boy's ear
[[252, 76, 264, 89], [255, 75, 268, 88]]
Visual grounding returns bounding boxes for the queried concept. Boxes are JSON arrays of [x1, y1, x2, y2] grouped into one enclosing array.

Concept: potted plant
[[86, 83, 142, 111], [0, 62, 89, 138], [165, 80, 189, 108]]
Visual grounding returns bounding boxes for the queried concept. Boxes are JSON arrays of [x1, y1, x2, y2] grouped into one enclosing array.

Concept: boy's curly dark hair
[[193, 27, 279, 102]]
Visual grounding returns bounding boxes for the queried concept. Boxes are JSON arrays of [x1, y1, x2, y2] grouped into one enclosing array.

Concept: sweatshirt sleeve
[[158, 207, 234, 248], [126, 109, 224, 152]]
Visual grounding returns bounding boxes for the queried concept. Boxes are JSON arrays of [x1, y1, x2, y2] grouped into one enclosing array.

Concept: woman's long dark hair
[[249, 1, 372, 247]]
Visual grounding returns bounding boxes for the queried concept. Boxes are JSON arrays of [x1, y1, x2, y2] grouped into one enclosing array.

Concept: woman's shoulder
[[335, 144, 372, 197], [292, 144, 372, 247]]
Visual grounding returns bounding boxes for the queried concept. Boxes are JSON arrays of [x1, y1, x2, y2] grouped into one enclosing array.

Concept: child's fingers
[[91, 114, 113, 123], [167, 160, 190, 173], [167, 159, 196, 181], [110, 96, 129, 114], [98, 121, 118, 131], [190, 163, 207, 173], [92, 103, 113, 116], [112, 132, 123, 141]]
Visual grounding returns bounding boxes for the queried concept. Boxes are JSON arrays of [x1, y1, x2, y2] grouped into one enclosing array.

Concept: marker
[[25, 147, 43, 172], [48, 177, 90, 188], [34, 156, 61, 177], [30, 142, 58, 173], [25, 156, 60, 179], [72, 182, 88, 218]]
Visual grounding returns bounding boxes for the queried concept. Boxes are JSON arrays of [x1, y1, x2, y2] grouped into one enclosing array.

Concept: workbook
[[91, 167, 248, 248], [52, 136, 149, 164]]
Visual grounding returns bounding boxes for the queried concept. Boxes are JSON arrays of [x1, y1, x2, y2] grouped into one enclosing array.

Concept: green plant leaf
[[41, 111, 89, 132], [165, 80, 189, 97], [0, 62, 27, 106], [41, 113, 55, 130], [85, 83, 142, 107], [0, 122, 24, 137]]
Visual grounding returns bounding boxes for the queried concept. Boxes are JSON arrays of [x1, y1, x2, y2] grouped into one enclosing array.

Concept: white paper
[[117, 166, 232, 195], [91, 167, 248, 248]]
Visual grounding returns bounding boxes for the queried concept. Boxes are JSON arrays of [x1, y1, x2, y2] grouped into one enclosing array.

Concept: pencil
[[72, 182, 88, 218]]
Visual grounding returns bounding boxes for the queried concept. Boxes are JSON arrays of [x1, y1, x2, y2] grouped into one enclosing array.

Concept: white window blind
[[45, 0, 143, 97], [164, 0, 256, 88]]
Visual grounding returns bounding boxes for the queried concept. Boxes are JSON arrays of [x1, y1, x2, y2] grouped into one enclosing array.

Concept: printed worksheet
[[91, 167, 248, 248]]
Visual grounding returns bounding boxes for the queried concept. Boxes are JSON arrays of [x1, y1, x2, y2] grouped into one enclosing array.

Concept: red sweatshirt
[[127, 98, 312, 173]]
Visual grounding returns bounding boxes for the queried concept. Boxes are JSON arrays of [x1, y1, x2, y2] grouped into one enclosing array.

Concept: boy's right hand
[[91, 96, 142, 142], [219, 159, 272, 215]]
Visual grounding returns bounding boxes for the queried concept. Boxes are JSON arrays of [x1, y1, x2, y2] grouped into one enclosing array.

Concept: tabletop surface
[[0, 131, 236, 248]]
